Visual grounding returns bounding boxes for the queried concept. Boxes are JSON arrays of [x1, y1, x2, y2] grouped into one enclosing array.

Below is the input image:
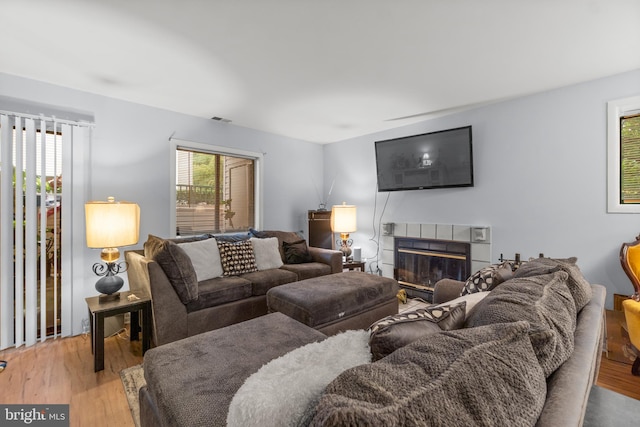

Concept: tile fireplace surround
[[380, 223, 492, 283]]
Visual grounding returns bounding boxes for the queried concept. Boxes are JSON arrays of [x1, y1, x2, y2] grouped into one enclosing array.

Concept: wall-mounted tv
[[375, 125, 473, 192]]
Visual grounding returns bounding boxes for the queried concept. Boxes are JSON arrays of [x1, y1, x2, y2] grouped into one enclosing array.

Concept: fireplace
[[394, 237, 471, 302]]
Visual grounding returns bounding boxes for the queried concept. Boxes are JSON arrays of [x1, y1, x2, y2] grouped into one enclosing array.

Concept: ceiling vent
[[211, 116, 232, 123]]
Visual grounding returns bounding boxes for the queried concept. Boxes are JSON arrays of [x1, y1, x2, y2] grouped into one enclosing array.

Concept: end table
[[343, 261, 365, 272], [86, 290, 152, 372]]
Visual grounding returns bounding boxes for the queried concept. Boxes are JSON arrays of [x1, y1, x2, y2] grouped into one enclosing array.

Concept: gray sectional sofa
[[139, 256, 606, 426], [126, 230, 342, 346]]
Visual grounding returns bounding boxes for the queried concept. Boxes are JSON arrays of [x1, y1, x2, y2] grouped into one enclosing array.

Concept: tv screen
[[375, 126, 473, 192]]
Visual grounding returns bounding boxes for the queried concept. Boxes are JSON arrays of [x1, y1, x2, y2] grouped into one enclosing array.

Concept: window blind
[[0, 112, 91, 349]]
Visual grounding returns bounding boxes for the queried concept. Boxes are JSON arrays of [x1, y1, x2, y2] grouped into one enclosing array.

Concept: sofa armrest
[[432, 279, 465, 304], [308, 246, 343, 274], [126, 250, 188, 347]]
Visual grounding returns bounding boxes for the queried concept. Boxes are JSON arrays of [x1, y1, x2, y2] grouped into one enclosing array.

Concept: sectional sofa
[[126, 230, 342, 346], [139, 256, 606, 426]]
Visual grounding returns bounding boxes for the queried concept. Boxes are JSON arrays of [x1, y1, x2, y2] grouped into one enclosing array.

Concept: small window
[[607, 95, 640, 213], [171, 141, 261, 236]]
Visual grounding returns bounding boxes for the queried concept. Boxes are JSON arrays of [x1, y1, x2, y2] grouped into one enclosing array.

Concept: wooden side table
[[343, 261, 365, 272], [86, 290, 152, 372]]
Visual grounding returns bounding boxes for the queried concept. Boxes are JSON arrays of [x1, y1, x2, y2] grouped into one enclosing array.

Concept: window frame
[[607, 95, 640, 213], [169, 138, 263, 236]]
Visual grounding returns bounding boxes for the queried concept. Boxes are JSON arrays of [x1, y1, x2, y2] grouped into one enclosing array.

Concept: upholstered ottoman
[[266, 271, 399, 335], [139, 312, 326, 427]]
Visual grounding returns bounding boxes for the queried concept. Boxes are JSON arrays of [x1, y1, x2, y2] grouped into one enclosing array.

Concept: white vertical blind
[[0, 112, 91, 349]]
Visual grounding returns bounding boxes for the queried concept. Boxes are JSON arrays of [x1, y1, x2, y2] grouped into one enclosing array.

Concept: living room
[[1, 1, 640, 425]]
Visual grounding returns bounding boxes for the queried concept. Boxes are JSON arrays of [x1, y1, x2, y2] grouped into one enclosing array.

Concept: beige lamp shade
[[85, 197, 140, 249], [331, 202, 357, 233]]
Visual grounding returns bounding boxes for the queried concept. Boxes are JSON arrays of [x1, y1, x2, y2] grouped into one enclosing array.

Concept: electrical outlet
[[124, 313, 131, 324]]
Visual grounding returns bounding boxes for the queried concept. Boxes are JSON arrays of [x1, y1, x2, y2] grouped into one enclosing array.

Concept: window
[[607, 95, 640, 213], [170, 140, 262, 236]]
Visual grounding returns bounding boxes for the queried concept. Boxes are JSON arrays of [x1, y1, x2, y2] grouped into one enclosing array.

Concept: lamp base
[[98, 292, 122, 303], [94, 268, 125, 303]]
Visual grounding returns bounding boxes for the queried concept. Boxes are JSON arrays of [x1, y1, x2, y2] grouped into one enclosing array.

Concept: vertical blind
[[0, 112, 91, 349]]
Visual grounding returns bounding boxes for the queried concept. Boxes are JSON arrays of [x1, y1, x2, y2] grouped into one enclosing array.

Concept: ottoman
[[139, 312, 326, 427], [266, 271, 399, 335]]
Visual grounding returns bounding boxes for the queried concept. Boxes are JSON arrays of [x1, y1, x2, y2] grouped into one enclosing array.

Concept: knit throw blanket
[[226, 329, 371, 427]]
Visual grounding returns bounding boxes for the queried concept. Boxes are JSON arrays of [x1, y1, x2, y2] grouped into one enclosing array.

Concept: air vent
[[211, 116, 232, 123]]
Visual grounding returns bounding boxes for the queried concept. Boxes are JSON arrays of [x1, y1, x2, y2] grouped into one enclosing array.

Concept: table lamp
[[331, 202, 357, 261], [85, 196, 140, 302]]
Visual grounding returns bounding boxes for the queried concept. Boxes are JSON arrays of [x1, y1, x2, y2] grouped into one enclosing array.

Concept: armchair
[[619, 235, 640, 298], [622, 299, 640, 376]]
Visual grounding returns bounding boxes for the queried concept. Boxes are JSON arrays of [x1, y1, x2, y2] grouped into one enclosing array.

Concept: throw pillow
[[177, 238, 223, 281], [249, 229, 305, 262], [461, 261, 514, 296], [217, 240, 258, 276], [144, 234, 198, 304], [368, 302, 466, 361], [464, 271, 577, 377], [312, 321, 547, 426], [283, 239, 314, 264], [513, 256, 593, 311], [250, 237, 284, 270], [434, 291, 489, 317]]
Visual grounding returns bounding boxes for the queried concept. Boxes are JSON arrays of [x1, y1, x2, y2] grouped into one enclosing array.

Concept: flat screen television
[[374, 125, 473, 192]]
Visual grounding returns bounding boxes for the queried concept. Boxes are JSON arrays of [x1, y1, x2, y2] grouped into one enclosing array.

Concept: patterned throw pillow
[[368, 302, 466, 361], [217, 240, 258, 276], [461, 261, 514, 296]]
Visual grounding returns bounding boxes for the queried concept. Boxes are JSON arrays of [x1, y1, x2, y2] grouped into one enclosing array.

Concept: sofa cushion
[[250, 237, 283, 270], [312, 321, 547, 426], [144, 234, 198, 304], [177, 237, 223, 281], [218, 240, 258, 276], [368, 301, 466, 361], [280, 262, 332, 281], [241, 268, 298, 296], [185, 276, 252, 313], [513, 256, 593, 311], [461, 261, 514, 296], [283, 239, 314, 264], [465, 271, 577, 377]]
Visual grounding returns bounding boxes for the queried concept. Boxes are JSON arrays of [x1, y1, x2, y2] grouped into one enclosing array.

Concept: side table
[[86, 290, 152, 372], [343, 261, 365, 272]]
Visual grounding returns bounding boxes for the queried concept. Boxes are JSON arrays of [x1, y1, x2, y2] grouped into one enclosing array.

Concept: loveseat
[[139, 256, 606, 426], [126, 230, 342, 346]]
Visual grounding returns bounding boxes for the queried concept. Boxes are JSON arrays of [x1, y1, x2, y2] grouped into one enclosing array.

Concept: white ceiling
[[2, 0, 640, 143]]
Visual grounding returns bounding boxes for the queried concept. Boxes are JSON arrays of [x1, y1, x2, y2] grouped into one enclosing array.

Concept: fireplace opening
[[394, 237, 471, 302]]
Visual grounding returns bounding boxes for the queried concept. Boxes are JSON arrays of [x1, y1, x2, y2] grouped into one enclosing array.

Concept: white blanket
[[226, 329, 371, 427]]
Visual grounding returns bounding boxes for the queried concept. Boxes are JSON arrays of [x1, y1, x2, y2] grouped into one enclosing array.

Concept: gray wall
[[324, 68, 640, 309], [0, 72, 323, 334]]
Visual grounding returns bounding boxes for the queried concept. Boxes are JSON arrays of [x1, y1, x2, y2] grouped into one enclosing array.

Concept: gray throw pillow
[[312, 321, 547, 427], [144, 234, 198, 304], [368, 302, 466, 361], [465, 271, 577, 377]]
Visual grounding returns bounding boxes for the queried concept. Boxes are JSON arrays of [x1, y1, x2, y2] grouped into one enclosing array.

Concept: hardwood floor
[[0, 313, 639, 427], [0, 331, 142, 427], [597, 309, 640, 400]]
